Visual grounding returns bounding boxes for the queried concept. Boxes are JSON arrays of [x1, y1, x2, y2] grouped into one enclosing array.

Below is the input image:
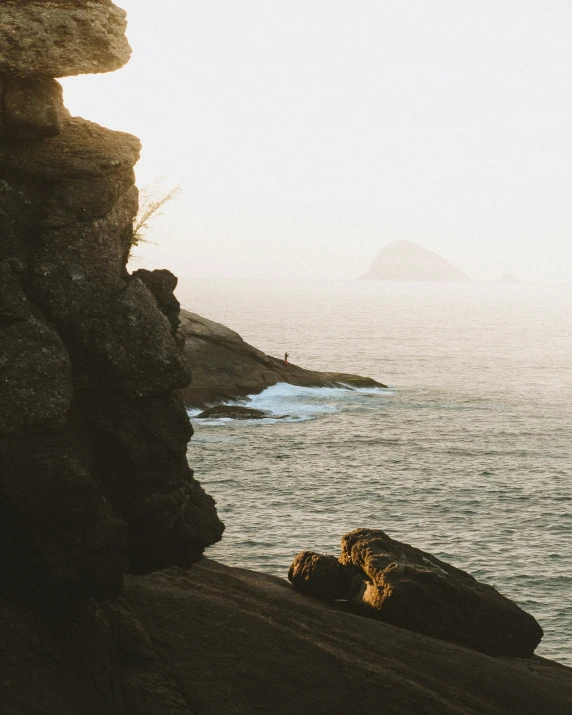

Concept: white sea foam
[[247, 382, 391, 420], [188, 383, 391, 424]]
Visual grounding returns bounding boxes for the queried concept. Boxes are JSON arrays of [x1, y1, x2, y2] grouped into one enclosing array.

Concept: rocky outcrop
[[3, 4, 570, 714], [179, 310, 387, 408], [289, 528, 543, 658], [0, 0, 223, 607], [360, 240, 469, 281]]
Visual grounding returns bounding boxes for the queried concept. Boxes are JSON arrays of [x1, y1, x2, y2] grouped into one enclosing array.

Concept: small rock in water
[[196, 405, 272, 420], [289, 527, 544, 658]]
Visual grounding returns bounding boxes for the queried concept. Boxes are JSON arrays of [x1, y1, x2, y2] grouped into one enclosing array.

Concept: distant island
[[360, 240, 470, 281], [499, 274, 520, 283]]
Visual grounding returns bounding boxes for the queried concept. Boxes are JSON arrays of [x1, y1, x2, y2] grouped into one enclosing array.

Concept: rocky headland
[[179, 309, 386, 410], [1, 2, 572, 714], [360, 240, 470, 281]]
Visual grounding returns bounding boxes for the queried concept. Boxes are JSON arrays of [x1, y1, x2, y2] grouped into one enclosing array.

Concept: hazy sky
[[62, 0, 572, 282]]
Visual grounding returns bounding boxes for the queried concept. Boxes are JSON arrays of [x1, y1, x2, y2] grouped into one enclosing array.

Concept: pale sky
[[62, 0, 572, 282]]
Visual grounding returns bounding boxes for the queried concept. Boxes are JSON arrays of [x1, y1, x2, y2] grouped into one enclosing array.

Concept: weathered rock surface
[[360, 239, 470, 281], [289, 529, 544, 658], [1, 77, 68, 142], [288, 551, 357, 600], [179, 310, 387, 408], [2, 559, 571, 715], [0, 1, 132, 77]]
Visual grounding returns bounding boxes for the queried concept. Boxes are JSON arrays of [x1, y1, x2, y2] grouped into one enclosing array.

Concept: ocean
[[177, 278, 572, 666]]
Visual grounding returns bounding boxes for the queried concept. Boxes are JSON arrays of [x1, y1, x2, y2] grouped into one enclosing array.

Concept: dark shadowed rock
[[71, 278, 191, 397], [0, 265, 73, 434], [1, 77, 67, 141], [0, 117, 141, 180], [179, 310, 387, 408], [196, 405, 272, 420], [288, 551, 357, 600], [0, 315, 73, 434], [0, 5, 223, 605], [0, 418, 128, 602], [0, 1, 132, 77], [132, 268, 181, 335], [124, 561, 572, 715], [338, 528, 544, 657], [2, 559, 572, 714], [81, 388, 222, 574]]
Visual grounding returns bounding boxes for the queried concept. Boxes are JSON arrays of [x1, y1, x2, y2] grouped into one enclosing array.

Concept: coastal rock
[[0, 419, 128, 601], [0, 117, 141, 180], [179, 310, 386, 408], [0, 0, 223, 607], [0, 313, 73, 435], [71, 278, 191, 397], [288, 551, 356, 600], [0, 1, 131, 77], [122, 561, 572, 715], [196, 405, 272, 420], [360, 240, 469, 281], [296, 528, 542, 657], [132, 268, 181, 336], [3, 560, 572, 714]]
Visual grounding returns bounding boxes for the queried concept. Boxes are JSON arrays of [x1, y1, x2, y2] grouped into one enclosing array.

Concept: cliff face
[[0, 0, 223, 608]]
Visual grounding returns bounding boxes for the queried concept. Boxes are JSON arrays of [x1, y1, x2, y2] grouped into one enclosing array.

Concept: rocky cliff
[[1, 4, 572, 714], [0, 0, 223, 605]]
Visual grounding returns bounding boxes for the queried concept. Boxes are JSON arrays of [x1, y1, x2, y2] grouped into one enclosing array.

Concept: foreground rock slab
[[289, 528, 543, 658], [124, 560, 572, 715], [1, 559, 570, 714], [179, 310, 387, 408]]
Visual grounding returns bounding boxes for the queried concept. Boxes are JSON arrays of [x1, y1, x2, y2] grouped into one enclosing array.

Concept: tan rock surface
[[0, 1, 131, 77]]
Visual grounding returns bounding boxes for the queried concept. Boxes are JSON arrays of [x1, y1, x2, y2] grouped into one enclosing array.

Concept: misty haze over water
[[179, 278, 572, 665]]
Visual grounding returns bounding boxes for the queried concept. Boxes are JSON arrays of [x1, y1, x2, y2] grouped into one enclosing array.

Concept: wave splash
[[190, 382, 392, 424]]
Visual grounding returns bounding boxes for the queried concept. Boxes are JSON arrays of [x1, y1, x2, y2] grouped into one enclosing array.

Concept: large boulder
[[289, 528, 544, 658], [0, 0, 131, 77]]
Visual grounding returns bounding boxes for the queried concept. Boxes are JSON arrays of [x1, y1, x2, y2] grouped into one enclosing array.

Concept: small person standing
[[284, 352, 289, 365]]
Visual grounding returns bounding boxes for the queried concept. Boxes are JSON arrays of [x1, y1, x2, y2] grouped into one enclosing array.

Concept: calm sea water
[[177, 278, 572, 666]]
